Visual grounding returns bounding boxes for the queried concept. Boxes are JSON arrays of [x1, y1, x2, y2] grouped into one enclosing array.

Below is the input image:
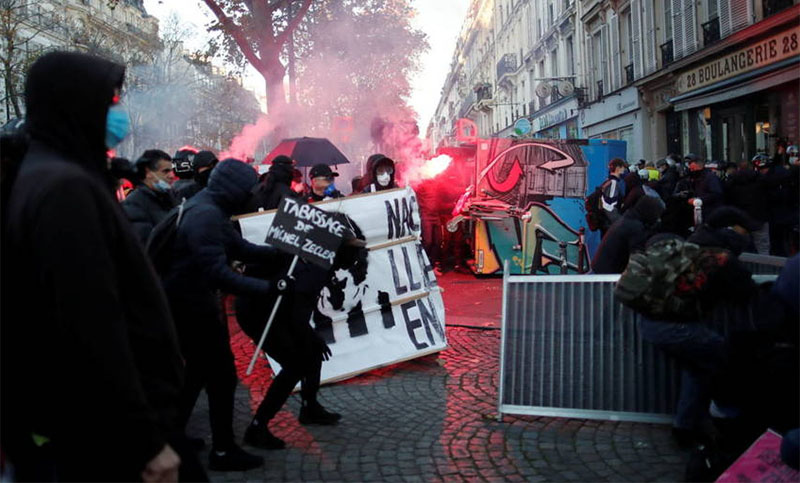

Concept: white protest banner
[[237, 187, 447, 384]]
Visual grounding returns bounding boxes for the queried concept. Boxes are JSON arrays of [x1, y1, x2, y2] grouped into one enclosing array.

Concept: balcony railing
[[496, 53, 518, 81], [660, 40, 674, 67], [596, 80, 604, 100], [702, 17, 720, 45], [625, 63, 634, 84]]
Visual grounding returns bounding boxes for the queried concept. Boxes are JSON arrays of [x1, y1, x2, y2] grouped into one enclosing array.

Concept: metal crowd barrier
[[738, 252, 788, 275], [497, 261, 779, 424]]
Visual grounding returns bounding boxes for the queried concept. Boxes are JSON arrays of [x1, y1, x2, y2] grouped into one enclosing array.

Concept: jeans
[[638, 317, 727, 430]]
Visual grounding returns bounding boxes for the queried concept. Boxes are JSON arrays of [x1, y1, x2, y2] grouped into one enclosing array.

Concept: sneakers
[[298, 404, 342, 425], [244, 424, 286, 450], [208, 444, 263, 471]]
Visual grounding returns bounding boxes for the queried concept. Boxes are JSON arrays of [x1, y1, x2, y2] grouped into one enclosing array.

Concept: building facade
[[429, 0, 799, 165]]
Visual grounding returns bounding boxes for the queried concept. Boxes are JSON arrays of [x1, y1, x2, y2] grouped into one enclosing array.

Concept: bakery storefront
[[669, 18, 799, 164]]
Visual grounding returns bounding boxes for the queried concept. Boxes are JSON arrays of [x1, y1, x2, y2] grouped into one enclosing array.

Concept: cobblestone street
[[187, 275, 690, 481]]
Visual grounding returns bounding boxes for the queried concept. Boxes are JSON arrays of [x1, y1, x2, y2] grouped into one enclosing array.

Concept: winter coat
[[691, 169, 724, 215], [1, 52, 183, 481], [657, 166, 679, 199], [591, 195, 665, 274], [173, 178, 202, 201], [162, 159, 277, 319], [724, 169, 769, 223], [122, 184, 177, 245], [762, 165, 797, 225]]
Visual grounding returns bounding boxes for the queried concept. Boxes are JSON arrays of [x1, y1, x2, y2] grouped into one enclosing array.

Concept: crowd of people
[[588, 150, 799, 477], [0, 51, 404, 482]]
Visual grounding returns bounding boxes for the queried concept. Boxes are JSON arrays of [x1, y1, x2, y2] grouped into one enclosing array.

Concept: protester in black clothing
[[237, 187, 355, 449], [656, 157, 679, 200], [1, 51, 185, 482], [308, 163, 344, 202], [361, 154, 398, 192], [684, 154, 725, 217], [171, 147, 197, 197], [248, 155, 297, 212], [597, 158, 627, 236], [122, 149, 177, 244], [591, 195, 665, 274], [163, 158, 288, 471], [350, 175, 363, 195], [725, 158, 770, 254], [756, 153, 798, 256]]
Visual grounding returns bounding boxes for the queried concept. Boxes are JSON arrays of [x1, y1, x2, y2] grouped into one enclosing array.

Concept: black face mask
[[195, 169, 212, 187]]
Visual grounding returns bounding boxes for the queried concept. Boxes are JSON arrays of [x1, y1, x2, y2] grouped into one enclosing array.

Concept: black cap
[[271, 155, 294, 165], [193, 150, 218, 170], [309, 163, 339, 179], [706, 206, 762, 232], [684, 153, 703, 163]]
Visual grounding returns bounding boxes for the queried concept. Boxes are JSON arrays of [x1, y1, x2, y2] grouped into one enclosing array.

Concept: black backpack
[[584, 183, 607, 232], [145, 199, 186, 276]]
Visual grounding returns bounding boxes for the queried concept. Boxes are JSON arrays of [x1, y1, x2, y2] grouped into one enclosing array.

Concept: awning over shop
[[670, 57, 799, 112]]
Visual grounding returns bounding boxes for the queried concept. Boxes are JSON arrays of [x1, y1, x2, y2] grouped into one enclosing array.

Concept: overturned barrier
[[497, 261, 779, 424]]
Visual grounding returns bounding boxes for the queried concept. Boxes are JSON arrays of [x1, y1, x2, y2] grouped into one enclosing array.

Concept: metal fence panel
[[498, 262, 777, 424]]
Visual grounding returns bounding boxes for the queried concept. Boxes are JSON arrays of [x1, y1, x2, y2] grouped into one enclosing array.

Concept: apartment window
[[622, 9, 632, 68], [592, 30, 604, 99], [664, 1, 673, 41], [707, 0, 718, 20], [550, 48, 559, 77], [566, 36, 575, 76], [548, 2, 554, 24]]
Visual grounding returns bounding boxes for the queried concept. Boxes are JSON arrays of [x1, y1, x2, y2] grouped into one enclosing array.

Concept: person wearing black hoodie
[[162, 158, 290, 471], [247, 154, 298, 212], [591, 195, 665, 273], [725, 160, 770, 254], [1, 52, 185, 481], [174, 150, 219, 201], [361, 154, 397, 192]]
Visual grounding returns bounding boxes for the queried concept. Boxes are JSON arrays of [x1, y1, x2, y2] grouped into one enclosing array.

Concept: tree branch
[[202, 0, 264, 70], [275, 0, 310, 47]]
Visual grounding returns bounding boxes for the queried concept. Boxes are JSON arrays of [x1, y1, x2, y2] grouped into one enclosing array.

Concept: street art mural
[[462, 137, 625, 274]]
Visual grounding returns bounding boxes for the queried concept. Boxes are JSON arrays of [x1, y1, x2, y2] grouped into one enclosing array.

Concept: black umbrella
[[264, 137, 350, 168]]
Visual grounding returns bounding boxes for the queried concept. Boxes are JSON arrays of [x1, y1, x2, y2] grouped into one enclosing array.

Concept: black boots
[[244, 423, 286, 450], [298, 403, 342, 425], [208, 444, 263, 471]]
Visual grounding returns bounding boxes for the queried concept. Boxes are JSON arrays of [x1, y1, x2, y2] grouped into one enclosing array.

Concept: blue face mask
[[324, 182, 337, 197], [153, 178, 171, 193], [105, 105, 130, 148]]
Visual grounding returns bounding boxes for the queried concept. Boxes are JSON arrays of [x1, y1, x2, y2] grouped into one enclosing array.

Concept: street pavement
[[188, 271, 689, 481]]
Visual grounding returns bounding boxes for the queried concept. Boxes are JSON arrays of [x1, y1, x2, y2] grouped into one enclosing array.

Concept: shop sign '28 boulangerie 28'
[[238, 187, 447, 384]]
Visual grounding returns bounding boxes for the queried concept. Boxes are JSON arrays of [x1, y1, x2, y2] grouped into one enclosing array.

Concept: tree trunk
[[262, 63, 287, 117]]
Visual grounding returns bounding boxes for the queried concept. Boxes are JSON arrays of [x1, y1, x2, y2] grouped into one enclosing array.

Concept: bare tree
[[0, 0, 62, 121]]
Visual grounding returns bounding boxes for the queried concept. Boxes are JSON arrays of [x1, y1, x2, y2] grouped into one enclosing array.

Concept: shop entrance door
[[717, 108, 747, 165]]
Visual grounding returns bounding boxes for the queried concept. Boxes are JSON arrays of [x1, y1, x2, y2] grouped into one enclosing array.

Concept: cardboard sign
[[238, 187, 447, 383], [265, 197, 348, 269], [716, 430, 799, 482]]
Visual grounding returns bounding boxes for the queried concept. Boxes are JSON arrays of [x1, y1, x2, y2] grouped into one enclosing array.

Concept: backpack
[[614, 238, 732, 320], [145, 198, 186, 276], [584, 184, 607, 231]]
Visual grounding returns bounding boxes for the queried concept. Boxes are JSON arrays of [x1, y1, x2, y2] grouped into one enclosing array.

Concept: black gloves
[[315, 334, 332, 361]]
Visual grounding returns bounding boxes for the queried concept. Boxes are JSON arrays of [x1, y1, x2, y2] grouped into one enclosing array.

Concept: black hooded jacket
[[122, 184, 177, 245], [1, 52, 183, 479], [591, 195, 665, 274], [725, 169, 769, 223], [687, 224, 756, 308], [361, 154, 397, 193], [162, 159, 277, 316]]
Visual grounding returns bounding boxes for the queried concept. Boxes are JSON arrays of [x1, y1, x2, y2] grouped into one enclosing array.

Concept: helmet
[[787, 145, 799, 156], [192, 150, 219, 170], [752, 154, 772, 169], [684, 153, 702, 164], [173, 147, 198, 179]]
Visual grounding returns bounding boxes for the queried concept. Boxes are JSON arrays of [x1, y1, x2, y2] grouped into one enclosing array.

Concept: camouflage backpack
[[614, 238, 732, 320]]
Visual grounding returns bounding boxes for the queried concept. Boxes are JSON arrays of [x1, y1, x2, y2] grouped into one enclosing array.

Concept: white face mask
[[377, 172, 391, 187]]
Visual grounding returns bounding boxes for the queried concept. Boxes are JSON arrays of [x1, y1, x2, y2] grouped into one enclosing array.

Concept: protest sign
[[237, 187, 447, 383], [266, 197, 349, 269]]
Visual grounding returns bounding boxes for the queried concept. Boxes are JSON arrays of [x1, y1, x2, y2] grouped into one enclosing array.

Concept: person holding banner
[[360, 154, 397, 193], [162, 158, 293, 472]]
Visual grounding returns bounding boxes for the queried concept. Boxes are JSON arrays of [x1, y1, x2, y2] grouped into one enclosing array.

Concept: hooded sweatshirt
[[591, 195, 665, 274], [1, 52, 183, 480], [162, 159, 277, 318], [361, 154, 397, 193]]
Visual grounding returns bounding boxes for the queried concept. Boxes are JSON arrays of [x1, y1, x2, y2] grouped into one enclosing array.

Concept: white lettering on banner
[[266, 224, 301, 247], [237, 187, 446, 384], [301, 239, 336, 264], [676, 26, 800, 94], [282, 197, 346, 236]]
